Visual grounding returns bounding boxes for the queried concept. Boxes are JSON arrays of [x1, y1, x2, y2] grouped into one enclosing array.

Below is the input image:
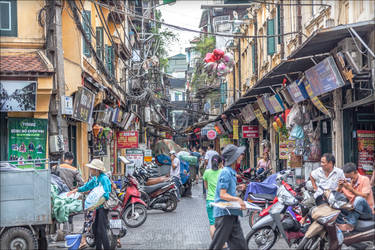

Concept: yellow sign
[[304, 81, 330, 116], [233, 119, 239, 140], [220, 137, 233, 148], [254, 108, 268, 129]]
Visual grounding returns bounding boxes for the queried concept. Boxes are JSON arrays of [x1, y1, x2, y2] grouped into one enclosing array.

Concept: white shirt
[[310, 167, 345, 198], [204, 150, 219, 169], [170, 157, 181, 179]]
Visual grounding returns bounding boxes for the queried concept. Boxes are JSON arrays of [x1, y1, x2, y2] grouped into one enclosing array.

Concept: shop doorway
[[67, 124, 77, 167], [320, 119, 332, 155]]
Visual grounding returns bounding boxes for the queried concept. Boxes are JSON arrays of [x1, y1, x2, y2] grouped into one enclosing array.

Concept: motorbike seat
[[142, 182, 170, 194], [354, 217, 375, 232], [248, 193, 275, 201]]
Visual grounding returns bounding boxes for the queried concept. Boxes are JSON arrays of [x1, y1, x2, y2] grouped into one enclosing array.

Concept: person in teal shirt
[[203, 154, 223, 239], [69, 159, 111, 250]]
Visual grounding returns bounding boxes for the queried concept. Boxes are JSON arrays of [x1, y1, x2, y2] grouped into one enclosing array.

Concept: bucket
[[65, 234, 82, 250]]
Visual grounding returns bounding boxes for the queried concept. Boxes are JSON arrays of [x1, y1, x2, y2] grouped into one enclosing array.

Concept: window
[[0, 0, 17, 37], [105, 45, 114, 76], [252, 43, 256, 74], [96, 27, 104, 61], [267, 18, 276, 55], [82, 10, 91, 57]]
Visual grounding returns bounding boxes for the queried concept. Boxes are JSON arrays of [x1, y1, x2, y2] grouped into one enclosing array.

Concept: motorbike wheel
[[249, 210, 261, 228], [162, 193, 178, 212], [296, 236, 319, 250], [122, 204, 148, 228], [86, 234, 95, 248], [107, 228, 117, 250], [246, 226, 277, 250]]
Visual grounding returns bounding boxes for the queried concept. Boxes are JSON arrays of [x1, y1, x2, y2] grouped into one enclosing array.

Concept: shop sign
[[72, 87, 95, 123], [357, 130, 375, 177], [254, 108, 268, 129], [262, 95, 275, 114], [207, 130, 217, 140], [241, 104, 256, 123], [233, 119, 239, 140], [61, 96, 73, 115], [220, 137, 232, 148], [0, 80, 37, 112], [117, 131, 138, 148], [126, 148, 143, 168], [304, 56, 346, 97], [93, 137, 107, 156], [279, 135, 289, 160], [144, 149, 152, 162], [287, 79, 308, 103], [8, 118, 47, 169], [242, 125, 258, 138], [268, 94, 285, 114], [304, 81, 330, 116], [112, 108, 123, 125], [257, 97, 268, 113]]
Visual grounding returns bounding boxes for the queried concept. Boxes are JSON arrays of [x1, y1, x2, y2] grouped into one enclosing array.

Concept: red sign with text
[[242, 125, 259, 138], [117, 131, 138, 148]]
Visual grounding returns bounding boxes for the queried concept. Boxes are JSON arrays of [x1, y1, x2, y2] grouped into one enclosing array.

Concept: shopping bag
[[84, 185, 105, 210]]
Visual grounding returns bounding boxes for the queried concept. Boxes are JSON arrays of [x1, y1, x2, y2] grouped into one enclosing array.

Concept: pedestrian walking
[[191, 146, 201, 184], [203, 154, 223, 239], [169, 151, 181, 199], [203, 144, 219, 196], [68, 159, 112, 250], [209, 144, 248, 250]]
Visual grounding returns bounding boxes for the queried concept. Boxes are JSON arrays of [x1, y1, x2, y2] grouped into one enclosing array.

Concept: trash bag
[[51, 184, 82, 223], [286, 104, 303, 129], [84, 185, 105, 210]]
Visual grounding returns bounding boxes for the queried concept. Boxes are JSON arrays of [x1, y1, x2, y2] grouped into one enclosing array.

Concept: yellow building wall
[[0, 0, 45, 49]]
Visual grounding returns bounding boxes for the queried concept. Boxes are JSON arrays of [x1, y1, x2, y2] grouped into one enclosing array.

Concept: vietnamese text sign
[[254, 108, 268, 129], [262, 96, 275, 114], [242, 125, 258, 138], [220, 137, 233, 148], [126, 148, 144, 168], [304, 81, 330, 116], [233, 119, 239, 140], [357, 130, 375, 177], [257, 97, 267, 113], [287, 80, 308, 103], [8, 118, 47, 168], [72, 87, 95, 123], [241, 104, 256, 123], [117, 131, 139, 148], [304, 56, 346, 97], [144, 149, 152, 162], [268, 95, 284, 114]]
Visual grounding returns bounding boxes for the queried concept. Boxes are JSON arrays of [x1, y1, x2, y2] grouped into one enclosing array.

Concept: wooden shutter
[[96, 27, 103, 61], [267, 18, 275, 55], [106, 45, 114, 76], [82, 11, 91, 57]]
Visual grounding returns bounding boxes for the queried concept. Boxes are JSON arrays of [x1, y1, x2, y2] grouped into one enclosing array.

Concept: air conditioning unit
[[337, 37, 363, 72]]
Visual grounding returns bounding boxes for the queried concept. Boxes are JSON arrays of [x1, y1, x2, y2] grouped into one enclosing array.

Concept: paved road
[[51, 180, 290, 249]]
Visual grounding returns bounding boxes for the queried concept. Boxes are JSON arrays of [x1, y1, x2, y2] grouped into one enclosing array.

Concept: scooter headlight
[[317, 211, 340, 225]]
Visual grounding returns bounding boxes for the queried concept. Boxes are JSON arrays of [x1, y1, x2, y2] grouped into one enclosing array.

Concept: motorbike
[[86, 205, 127, 249], [117, 175, 148, 228], [245, 170, 308, 250], [140, 178, 179, 212], [238, 168, 273, 200], [297, 189, 375, 250]]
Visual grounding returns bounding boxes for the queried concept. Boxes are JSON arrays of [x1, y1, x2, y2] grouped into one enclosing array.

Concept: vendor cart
[[0, 160, 55, 249]]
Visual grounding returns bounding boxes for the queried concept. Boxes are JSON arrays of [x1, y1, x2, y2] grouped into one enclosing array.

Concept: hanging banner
[[8, 118, 47, 168], [215, 122, 225, 134], [241, 104, 256, 123], [233, 119, 239, 140], [304, 80, 330, 116], [305, 56, 346, 97], [117, 131, 139, 148], [257, 97, 267, 113], [220, 137, 233, 148], [72, 87, 95, 123], [268, 94, 285, 114], [287, 79, 308, 103], [357, 130, 375, 177], [223, 119, 233, 133], [262, 95, 275, 114], [254, 108, 268, 129], [280, 88, 294, 107], [242, 125, 258, 138]]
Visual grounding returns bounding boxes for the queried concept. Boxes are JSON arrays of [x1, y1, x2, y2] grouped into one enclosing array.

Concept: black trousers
[[93, 207, 110, 250], [209, 215, 248, 250]]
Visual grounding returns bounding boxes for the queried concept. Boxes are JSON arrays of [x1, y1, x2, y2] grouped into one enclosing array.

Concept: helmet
[[169, 150, 176, 156]]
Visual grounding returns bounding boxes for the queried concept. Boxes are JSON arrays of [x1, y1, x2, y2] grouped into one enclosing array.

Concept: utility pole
[[45, 0, 67, 160]]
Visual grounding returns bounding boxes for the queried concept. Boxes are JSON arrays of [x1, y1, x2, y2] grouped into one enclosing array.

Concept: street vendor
[[68, 159, 111, 250]]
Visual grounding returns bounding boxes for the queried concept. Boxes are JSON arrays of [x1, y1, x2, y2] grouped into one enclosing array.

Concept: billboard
[[0, 81, 37, 112]]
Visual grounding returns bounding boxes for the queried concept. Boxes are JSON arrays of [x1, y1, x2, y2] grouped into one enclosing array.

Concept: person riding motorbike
[[68, 159, 112, 250], [336, 162, 374, 232]]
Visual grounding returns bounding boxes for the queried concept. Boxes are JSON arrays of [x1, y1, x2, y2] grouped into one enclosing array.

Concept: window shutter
[[106, 45, 114, 76], [277, 6, 281, 44], [0, 0, 17, 37], [82, 11, 91, 57], [252, 43, 256, 74], [267, 19, 275, 55], [96, 27, 103, 61]]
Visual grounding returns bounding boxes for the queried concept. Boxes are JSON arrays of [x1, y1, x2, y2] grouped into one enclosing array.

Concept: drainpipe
[[297, 0, 302, 45], [280, 0, 285, 59], [254, 10, 258, 81], [238, 40, 241, 98], [233, 61, 236, 102]]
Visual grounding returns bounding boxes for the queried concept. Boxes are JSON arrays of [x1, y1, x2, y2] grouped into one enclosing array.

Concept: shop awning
[[289, 20, 375, 59]]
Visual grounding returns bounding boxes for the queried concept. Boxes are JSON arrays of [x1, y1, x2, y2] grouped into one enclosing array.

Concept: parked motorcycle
[[118, 175, 148, 228], [245, 170, 307, 250], [86, 206, 127, 249], [297, 189, 375, 250], [140, 179, 179, 212]]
